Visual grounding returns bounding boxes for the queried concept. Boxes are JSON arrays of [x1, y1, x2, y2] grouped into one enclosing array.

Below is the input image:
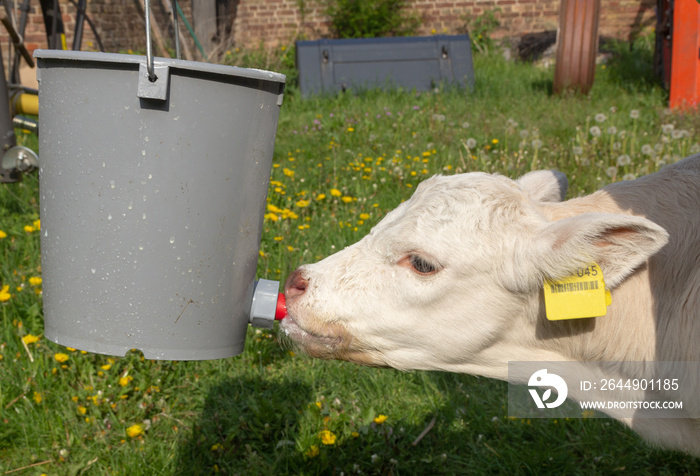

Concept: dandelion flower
[[491, 139, 499, 145], [373, 414, 388, 424], [33, 392, 42, 404], [616, 154, 632, 166], [464, 138, 477, 149], [54, 353, 69, 363], [119, 375, 133, 387], [24, 225, 36, 233], [341, 196, 353, 204], [22, 334, 40, 345], [572, 146, 583, 155], [295, 200, 310, 208], [629, 109, 640, 119], [641, 144, 654, 156], [605, 166, 618, 178], [589, 126, 601, 137], [316, 194, 326, 200], [33, 219, 41, 230], [360, 213, 370, 220], [594, 113, 607, 123], [346, 127, 354, 132], [126, 423, 144, 438], [531, 139, 543, 149], [78, 405, 87, 415], [0, 230, 6, 239], [319, 430, 337, 445], [351, 431, 360, 438], [661, 124, 674, 135], [622, 173, 636, 181], [330, 188, 342, 197], [519, 130, 529, 139], [305, 445, 319, 458], [607, 126, 617, 135], [28, 277, 42, 286]]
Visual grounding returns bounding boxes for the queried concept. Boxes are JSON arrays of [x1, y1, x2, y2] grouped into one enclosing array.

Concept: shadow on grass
[[171, 361, 700, 475], [174, 375, 313, 475]]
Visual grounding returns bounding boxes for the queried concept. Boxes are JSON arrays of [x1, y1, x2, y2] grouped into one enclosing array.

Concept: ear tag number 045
[[543, 263, 612, 320]]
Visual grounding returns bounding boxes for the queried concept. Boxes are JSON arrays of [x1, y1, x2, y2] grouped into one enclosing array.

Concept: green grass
[[2, 40, 700, 475]]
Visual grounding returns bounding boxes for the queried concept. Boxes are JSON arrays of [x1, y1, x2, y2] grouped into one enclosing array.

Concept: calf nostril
[[284, 269, 309, 299]]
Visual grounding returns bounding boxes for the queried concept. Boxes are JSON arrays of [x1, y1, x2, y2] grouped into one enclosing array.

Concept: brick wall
[[0, 0, 656, 82], [232, 0, 657, 48]]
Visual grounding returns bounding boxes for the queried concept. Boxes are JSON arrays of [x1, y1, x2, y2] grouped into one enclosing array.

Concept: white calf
[[281, 154, 700, 455]]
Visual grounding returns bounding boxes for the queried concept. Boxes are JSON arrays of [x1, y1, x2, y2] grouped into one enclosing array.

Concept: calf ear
[[525, 213, 669, 289], [517, 170, 568, 202]]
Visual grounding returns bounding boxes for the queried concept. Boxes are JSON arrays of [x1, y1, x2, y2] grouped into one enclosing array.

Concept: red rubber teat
[[275, 293, 287, 320]]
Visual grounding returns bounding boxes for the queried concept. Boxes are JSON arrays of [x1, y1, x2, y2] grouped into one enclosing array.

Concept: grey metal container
[[36, 50, 285, 360]]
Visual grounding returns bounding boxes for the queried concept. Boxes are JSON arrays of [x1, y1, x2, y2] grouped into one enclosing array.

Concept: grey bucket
[[36, 50, 286, 360]]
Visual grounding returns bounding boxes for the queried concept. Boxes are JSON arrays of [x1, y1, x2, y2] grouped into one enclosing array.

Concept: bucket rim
[[33, 49, 286, 85]]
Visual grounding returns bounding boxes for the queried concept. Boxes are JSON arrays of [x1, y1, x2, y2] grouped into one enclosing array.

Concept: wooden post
[[192, 0, 217, 60], [553, 0, 601, 95]]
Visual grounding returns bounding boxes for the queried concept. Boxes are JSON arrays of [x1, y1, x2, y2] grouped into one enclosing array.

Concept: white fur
[[282, 154, 700, 455]]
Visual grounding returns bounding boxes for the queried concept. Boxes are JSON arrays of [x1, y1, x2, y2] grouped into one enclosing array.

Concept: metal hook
[[144, 0, 156, 81]]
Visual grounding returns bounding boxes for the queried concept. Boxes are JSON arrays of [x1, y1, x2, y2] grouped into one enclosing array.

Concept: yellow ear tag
[[544, 263, 610, 320]]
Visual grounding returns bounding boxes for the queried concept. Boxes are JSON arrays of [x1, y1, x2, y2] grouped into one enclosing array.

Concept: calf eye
[[408, 254, 438, 275]]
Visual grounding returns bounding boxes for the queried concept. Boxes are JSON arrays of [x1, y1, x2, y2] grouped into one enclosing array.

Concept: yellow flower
[[316, 193, 326, 200], [0, 230, 6, 239], [119, 375, 133, 387], [341, 196, 353, 204], [351, 431, 359, 438], [305, 445, 319, 458], [101, 364, 112, 371], [126, 423, 144, 438], [33, 392, 42, 404], [330, 188, 342, 197], [283, 168, 295, 177], [24, 225, 36, 233], [22, 334, 40, 344], [373, 414, 388, 424], [314, 401, 322, 409], [0, 285, 11, 302], [78, 405, 87, 415], [273, 236, 283, 242], [211, 443, 223, 452], [54, 353, 69, 363], [33, 219, 41, 230], [346, 127, 354, 132], [29, 277, 42, 286], [295, 199, 310, 208], [319, 430, 337, 445], [492, 138, 499, 144], [360, 213, 370, 220], [286, 246, 294, 252], [264, 213, 279, 222]]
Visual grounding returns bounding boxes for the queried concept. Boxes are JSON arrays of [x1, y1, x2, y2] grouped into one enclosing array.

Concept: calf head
[[281, 170, 668, 375]]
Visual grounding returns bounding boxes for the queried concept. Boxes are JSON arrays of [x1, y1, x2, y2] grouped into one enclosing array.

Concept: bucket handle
[[138, 0, 171, 101], [144, 0, 156, 82]]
